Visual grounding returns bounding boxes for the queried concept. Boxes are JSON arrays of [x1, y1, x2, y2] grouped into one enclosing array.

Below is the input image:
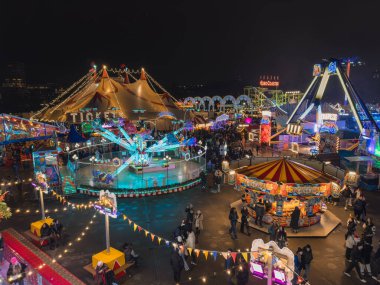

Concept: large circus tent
[[31, 67, 185, 129]]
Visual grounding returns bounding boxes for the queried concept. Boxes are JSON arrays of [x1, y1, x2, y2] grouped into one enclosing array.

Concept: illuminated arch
[[236, 95, 252, 107], [203, 96, 213, 111], [212, 96, 223, 111], [184, 97, 196, 105], [222, 95, 237, 111]]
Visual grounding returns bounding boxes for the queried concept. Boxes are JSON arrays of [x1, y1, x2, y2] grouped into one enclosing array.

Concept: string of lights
[[0, 178, 33, 186]]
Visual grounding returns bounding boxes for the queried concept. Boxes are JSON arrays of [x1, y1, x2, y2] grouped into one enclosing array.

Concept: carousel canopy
[[236, 158, 333, 184]]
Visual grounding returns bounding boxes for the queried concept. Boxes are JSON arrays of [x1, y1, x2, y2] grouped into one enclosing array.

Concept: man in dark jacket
[[344, 243, 366, 283], [170, 248, 184, 285], [240, 206, 251, 236], [200, 170, 207, 191], [353, 197, 364, 221], [255, 199, 265, 227], [229, 208, 238, 239], [301, 244, 313, 281], [290, 207, 301, 233]]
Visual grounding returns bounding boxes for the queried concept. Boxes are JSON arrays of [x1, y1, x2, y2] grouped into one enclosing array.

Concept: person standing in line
[[170, 247, 184, 285], [229, 207, 238, 240], [194, 210, 203, 244], [363, 217, 375, 245], [360, 242, 373, 279], [344, 243, 367, 283], [301, 244, 313, 282], [290, 206, 301, 233], [240, 206, 251, 236], [185, 204, 194, 229], [353, 196, 365, 223], [254, 199, 265, 227]]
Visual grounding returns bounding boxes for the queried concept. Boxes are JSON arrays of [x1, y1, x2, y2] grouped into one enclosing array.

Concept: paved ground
[[2, 177, 380, 285]]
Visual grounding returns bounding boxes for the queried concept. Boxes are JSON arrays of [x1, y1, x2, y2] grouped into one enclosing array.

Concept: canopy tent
[[236, 158, 334, 184], [31, 68, 184, 129]]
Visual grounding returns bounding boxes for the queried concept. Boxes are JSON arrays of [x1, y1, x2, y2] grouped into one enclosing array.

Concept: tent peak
[[102, 66, 109, 78], [140, 68, 147, 80]]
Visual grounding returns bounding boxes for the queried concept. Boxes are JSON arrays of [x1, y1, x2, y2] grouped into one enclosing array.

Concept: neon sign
[[328, 61, 337, 74], [259, 80, 279, 87]]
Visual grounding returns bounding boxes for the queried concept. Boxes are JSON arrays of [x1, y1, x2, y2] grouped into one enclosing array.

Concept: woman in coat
[[194, 210, 203, 244], [290, 206, 301, 233]]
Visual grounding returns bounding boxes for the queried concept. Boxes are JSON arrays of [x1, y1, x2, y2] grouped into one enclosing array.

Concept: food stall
[[235, 158, 340, 227]]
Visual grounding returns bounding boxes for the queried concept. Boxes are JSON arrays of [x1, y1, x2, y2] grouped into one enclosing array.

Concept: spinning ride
[[236, 158, 340, 227]]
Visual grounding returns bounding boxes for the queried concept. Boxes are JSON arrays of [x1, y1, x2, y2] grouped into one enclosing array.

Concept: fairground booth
[[236, 158, 340, 227]]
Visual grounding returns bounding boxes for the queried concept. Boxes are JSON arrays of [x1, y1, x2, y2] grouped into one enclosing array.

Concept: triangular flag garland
[[203, 250, 209, 260], [158, 237, 162, 244], [128, 219, 132, 225], [137, 226, 142, 232], [222, 252, 229, 260], [133, 224, 137, 231], [151, 234, 155, 242], [144, 230, 149, 237], [188, 248, 193, 256], [241, 252, 249, 263], [165, 240, 170, 247], [230, 252, 237, 263], [194, 249, 200, 258], [212, 251, 218, 261]]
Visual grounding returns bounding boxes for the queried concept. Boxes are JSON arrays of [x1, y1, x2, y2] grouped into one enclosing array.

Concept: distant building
[[0, 62, 60, 114]]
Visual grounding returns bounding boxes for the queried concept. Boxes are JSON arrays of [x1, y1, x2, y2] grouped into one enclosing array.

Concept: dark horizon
[[1, 0, 380, 102]]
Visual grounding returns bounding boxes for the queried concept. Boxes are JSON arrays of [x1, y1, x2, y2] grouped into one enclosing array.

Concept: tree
[[0, 192, 11, 221]]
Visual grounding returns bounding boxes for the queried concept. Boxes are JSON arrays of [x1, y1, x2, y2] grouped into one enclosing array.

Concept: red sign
[[259, 80, 280, 87]]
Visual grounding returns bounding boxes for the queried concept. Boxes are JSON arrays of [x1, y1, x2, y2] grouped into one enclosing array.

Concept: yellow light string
[[0, 178, 33, 186], [54, 212, 97, 262], [51, 190, 94, 210]]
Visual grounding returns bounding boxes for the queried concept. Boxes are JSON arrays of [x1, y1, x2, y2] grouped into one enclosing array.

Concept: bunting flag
[[123, 215, 127, 220], [211, 251, 218, 261], [188, 248, 193, 256], [128, 219, 132, 225], [137, 226, 142, 232], [230, 252, 237, 263], [133, 224, 137, 231], [194, 249, 200, 258], [151, 234, 155, 242], [144, 230, 149, 237], [241, 252, 249, 263], [203, 250, 209, 260], [158, 237, 162, 244], [165, 240, 170, 247], [222, 252, 229, 260]]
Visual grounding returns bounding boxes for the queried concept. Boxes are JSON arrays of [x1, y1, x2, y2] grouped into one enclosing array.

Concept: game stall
[[235, 158, 341, 227]]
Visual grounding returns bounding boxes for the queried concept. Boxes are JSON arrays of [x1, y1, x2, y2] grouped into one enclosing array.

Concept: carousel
[[235, 158, 341, 227]]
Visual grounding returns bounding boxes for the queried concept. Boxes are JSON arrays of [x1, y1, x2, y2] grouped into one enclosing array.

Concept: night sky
[[1, 0, 380, 101]]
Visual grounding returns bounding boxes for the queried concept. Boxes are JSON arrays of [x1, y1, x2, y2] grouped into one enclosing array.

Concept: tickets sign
[[68, 111, 121, 123]]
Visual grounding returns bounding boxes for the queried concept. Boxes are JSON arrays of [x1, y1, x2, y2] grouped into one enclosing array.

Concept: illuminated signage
[[69, 111, 120, 123], [313, 64, 322, 77], [328, 61, 337, 74], [321, 113, 338, 121], [259, 80, 280, 87]]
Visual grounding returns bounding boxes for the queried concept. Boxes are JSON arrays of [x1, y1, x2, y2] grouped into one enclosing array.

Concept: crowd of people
[[341, 185, 379, 283], [40, 219, 63, 250]]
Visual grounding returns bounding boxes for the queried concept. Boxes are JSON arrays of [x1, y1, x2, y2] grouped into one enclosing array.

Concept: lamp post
[[246, 154, 252, 166], [163, 155, 171, 189]]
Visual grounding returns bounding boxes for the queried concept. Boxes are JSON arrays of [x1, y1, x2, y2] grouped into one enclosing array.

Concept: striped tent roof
[[236, 158, 333, 184]]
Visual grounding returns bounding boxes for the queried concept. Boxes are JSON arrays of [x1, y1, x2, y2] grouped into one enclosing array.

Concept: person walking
[[229, 207, 238, 240], [290, 206, 301, 233], [344, 243, 367, 283], [276, 226, 288, 249], [200, 170, 207, 191], [360, 242, 373, 279], [185, 204, 194, 228], [254, 199, 265, 227], [345, 231, 359, 261], [194, 210, 203, 244], [185, 229, 197, 265], [214, 169, 223, 193], [268, 221, 279, 241], [301, 244, 313, 282], [240, 206, 251, 236], [363, 217, 375, 245], [170, 247, 184, 285]]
